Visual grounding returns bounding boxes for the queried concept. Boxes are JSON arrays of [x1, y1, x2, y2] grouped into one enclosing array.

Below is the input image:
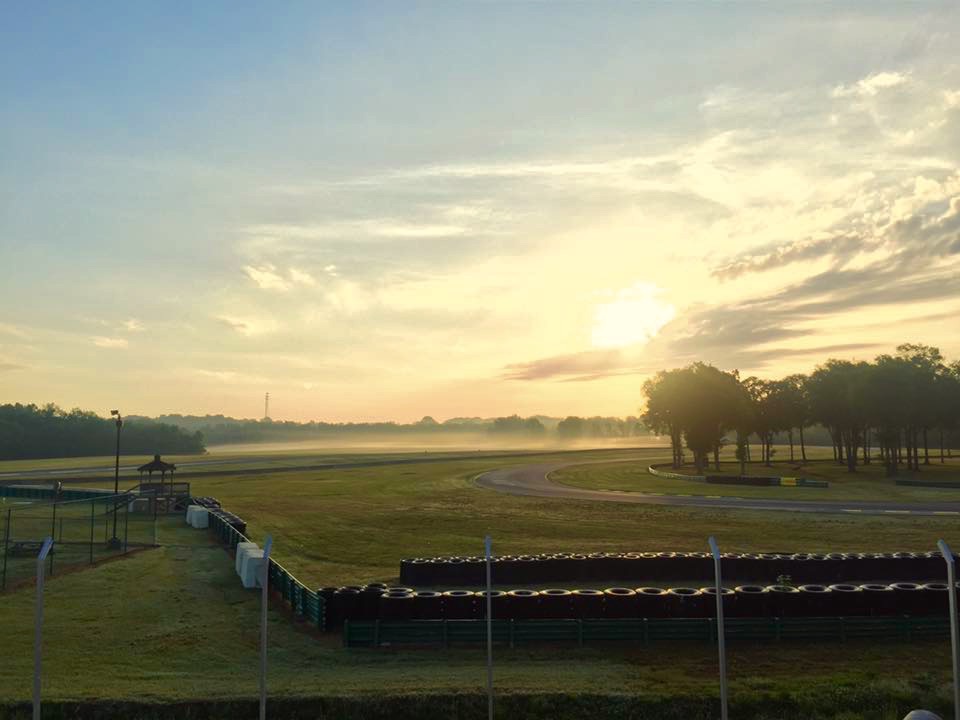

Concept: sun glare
[[590, 282, 675, 349]]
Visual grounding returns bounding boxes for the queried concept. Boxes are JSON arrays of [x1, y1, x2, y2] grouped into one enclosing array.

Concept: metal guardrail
[[343, 615, 950, 648]]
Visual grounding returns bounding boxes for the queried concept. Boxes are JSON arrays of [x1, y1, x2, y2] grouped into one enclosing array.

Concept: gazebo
[[137, 454, 177, 501]]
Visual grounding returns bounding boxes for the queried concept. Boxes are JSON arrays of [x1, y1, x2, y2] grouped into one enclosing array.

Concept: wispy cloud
[[92, 336, 129, 349], [243, 264, 315, 292], [832, 71, 910, 98]]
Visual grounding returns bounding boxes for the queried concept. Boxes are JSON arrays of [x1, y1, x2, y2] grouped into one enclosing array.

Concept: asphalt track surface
[[475, 461, 960, 517]]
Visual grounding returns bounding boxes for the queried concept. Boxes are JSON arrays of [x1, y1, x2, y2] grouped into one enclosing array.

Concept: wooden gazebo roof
[[137, 454, 176, 474]]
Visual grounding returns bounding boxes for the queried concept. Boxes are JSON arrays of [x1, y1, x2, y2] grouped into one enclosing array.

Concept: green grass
[[0, 538, 955, 717], [3, 448, 960, 715], [159, 448, 960, 588], [555, 453, 960, 502]]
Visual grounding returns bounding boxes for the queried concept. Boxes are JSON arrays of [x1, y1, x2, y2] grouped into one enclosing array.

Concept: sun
[[591, 282, 675, 349]]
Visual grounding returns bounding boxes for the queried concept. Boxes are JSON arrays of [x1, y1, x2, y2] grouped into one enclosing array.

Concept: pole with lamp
[[109, 410, 122, 547]]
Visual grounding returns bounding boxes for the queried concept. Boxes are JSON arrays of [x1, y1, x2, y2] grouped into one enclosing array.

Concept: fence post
[[260, 535, 273, 720], [48, 503, 57, 576], [484, 535, 494, 720], [2, 508, 10, 591], [938, 539, 960, 720], [123, 506, 129, 554], [708, 536, 729, 720], [89, 501, 95, 564], [34, 537, 54, 720]]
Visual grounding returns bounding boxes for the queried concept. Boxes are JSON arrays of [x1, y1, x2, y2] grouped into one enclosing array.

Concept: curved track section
[[475, 462, 960, 517]]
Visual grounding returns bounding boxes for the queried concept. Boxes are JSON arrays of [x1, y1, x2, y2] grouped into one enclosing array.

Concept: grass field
[[0, 538, 955, 718], [140, 448, 960, 588], [3, 446, 960, 716], [7, 447, 960, 589], [555, 452, 960, 503]]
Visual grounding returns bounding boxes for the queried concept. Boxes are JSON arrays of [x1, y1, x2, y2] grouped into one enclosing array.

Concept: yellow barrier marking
[[884, 510, 910, 514], [842, 509, 862, 513], [934, 511, 960, 516]]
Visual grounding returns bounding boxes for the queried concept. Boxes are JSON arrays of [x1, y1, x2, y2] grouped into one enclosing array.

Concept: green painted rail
[[343, 615, 949, 648], [206, 509, 325, 631]]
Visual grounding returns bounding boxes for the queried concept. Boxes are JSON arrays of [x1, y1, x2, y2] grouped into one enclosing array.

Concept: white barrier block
[[190, 507, 209, 529], [235, 542, 259, 575], [186, 505, 202, 525], [240, 549, 265, 589]]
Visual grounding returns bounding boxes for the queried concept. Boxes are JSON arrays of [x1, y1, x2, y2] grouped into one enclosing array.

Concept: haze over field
[[2, 3, 959, 421]]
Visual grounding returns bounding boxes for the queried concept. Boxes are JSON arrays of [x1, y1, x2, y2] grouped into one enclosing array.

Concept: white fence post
[[938, 539, 959, 720], [260, 534, 273, 720], [34, 537, 54, 720], [485, 535, 494, 720], [708, 536, 729, 720]]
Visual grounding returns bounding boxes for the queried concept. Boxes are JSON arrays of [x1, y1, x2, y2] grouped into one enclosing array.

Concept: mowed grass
[[555, 452, 960, 503], [0, 538, 955, 710], [161, 448, 960, 588]]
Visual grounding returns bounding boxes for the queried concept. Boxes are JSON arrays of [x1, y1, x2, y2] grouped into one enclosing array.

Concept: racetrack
[[475, 461, 960, 517]]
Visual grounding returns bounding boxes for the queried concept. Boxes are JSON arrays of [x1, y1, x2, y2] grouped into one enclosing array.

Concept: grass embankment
[[151, 448, 960, 588], [556, 452, 960, 502], [0, 540, 955, 719]]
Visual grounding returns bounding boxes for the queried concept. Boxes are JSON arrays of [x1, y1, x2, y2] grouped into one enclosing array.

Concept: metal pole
[[938, 539, 960, 720], [485, 535, 494, 720], [708, 536, 729, 720], [260, 534, 273, 720], [34, 537, 54, 720], [2, 508, 10, 591], [49, 502, 56, 576], [111, 413, 121, 543], [123, 504, 129, 553], [89, 501, 95, 564]]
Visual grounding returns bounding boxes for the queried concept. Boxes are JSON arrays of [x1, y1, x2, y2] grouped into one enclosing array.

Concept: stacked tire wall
[[400, 551, 946, 586]]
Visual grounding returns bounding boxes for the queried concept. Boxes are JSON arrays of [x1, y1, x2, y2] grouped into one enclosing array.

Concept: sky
[[2, 2, 960, 422]]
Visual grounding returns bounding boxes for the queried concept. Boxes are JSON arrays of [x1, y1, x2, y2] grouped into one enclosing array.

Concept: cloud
[[121, 318, 144, 332], [92, 336, 129, 349], [0, 322, 29, 339], [711, 235, 871, 280], [243, 264, 315, 291], [0, 359, 25, 372], [215, 314, 277, 337], [832, 71, 910, 98]]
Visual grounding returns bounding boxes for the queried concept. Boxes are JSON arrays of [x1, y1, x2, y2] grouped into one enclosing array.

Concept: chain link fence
[[0, 492, 158, 591]]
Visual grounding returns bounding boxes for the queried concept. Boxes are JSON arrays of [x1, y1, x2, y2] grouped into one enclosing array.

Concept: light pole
[[110, 410, 122, 547]]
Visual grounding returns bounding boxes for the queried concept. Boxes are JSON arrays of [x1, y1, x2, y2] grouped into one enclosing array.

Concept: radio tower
[[264, 392, 271, 421]]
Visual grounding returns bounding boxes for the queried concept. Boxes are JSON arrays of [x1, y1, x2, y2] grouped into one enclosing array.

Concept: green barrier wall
[[343, 615, 949, 648], [206, 509, 325, 631]]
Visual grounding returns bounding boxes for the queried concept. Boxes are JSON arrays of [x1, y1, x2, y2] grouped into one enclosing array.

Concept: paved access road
[[475, 461, 960, 517]]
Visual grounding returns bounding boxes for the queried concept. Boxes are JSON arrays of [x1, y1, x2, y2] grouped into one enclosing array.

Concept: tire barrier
[[191, 496, 221, 509], [636, 587, 669, 618], [400, 550, 945, 586], [603, 588, 637, 618], [441, 590, 478, 620], [320, 580, 960, 628], [539, 589, 573, 618], [647, 464, 829, 488], [666, 587, 705, 618]]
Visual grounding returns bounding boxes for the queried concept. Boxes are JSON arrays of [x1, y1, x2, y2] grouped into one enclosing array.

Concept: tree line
[[641, 344, 960, 475], [150, 413, 651, 445], [0, 403, 206, 460]]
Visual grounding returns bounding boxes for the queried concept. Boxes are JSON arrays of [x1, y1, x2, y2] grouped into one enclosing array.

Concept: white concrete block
[[235, 542, 259, 575], [186, 505, 202, 525], [240, 549, 265, 589], [189, 507, 209, 529]]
